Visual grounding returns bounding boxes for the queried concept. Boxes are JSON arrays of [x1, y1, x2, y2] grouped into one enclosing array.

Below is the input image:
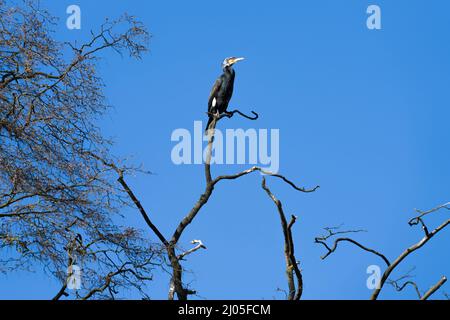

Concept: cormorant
[[205, 57, 244, 132]]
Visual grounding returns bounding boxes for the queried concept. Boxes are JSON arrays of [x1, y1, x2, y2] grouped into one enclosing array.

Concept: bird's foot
[[223, 111, 233, 118]]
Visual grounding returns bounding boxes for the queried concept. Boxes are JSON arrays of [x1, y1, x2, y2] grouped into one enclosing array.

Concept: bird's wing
[[207, 76, 223, 112]]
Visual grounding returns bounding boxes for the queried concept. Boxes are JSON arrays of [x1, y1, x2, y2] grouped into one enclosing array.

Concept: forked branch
[[315, 203, 450, 300], [262, 177, 304, 300], [314, 227, 390, 266]]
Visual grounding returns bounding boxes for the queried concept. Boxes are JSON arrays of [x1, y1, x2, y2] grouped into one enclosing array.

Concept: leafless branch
[[386, 268, 422, 299], [420, 276, 447, 300], [116, 174, 169, 247], [207, 109, 259, 122], [80, 263, 152, 300], [262, 177, 303, 300], [214, 166, 320, 193], [178, 240, 207, 260], [315, 203, 450, 300], [371, 216, 450, 300], [314, 227, 390, 266], [222, 109, 259, 120], [52, 284, 69, 300], [409, 202, 450, 226], [386, 272, 447, 301]]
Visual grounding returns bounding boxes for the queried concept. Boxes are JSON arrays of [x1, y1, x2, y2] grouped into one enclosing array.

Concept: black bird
[[206, 57, 245, 132]]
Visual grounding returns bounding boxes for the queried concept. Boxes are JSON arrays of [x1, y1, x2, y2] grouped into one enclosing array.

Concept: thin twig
[[409, 202, 450, 226], [387, 269, 422, 299]]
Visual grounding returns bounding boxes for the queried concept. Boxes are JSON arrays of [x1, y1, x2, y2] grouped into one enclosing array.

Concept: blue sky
[[1, 0, 450, 299]]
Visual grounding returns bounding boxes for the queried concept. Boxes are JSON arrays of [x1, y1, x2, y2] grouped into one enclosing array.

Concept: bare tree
[[0, 0, 162, 299]]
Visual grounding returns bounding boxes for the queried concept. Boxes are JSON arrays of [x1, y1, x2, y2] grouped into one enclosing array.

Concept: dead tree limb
[[421, 276, 447, 300], [261, 177, 303, 300], [314, 228, 390, 266], [206, 108, 259, 123], [178, 240, 207, 261], [386, 268, 422, 299], [222, 109, 259, 120], [117, 173, 169, 248], [408, 202, 449, 226], [388, 279, 422, 299], [371, 216, 450, 300], [315, 203, 450, 300], [387, 268, 447, 300]]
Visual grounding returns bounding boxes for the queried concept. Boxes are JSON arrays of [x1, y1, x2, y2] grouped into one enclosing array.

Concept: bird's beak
[[231, 57, 245, 64]]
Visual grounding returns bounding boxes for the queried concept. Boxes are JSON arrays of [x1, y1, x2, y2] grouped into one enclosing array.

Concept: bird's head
[[222, 57, 245, 68]]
